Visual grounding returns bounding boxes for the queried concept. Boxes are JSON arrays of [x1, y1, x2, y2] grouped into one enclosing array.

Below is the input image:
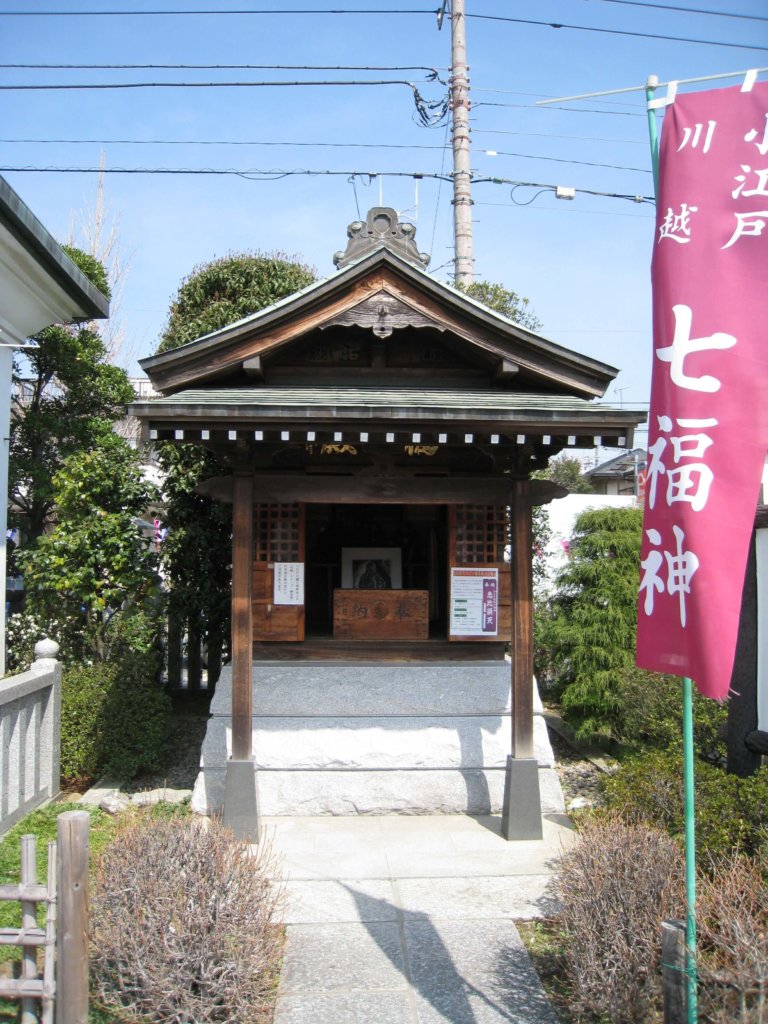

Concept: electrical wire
[[474, 101, 644, 117], [474, 128, 646, 146], [0, 163, 657, 203], [576, 0, 768, 22], [0, 138, 451, 150], [483, 150, 651, 174], [0, 79, 450, 127], [0, 78, 437, 91], [465, 13, 768, 51], [0, 6, 435, 15], [0, 63, 448, 72]]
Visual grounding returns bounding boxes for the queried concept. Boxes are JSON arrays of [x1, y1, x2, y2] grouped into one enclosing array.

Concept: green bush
[[62, 664, 170, 785], [537, 506, 644, 743], [602, 749, 768, 860], [618, 666, 728, 763]]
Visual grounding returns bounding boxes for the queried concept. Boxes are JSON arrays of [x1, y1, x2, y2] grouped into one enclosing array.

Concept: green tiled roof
[[132, 386, 643, 422]]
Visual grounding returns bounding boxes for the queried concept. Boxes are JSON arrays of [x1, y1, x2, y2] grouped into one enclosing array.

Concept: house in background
[[583, 447, 646, 496]]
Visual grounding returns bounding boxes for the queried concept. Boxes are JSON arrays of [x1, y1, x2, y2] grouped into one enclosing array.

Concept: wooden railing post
[[56, 810, 89, 1024], [662, 919, 687, 1024], [20, 834, 38, 1024]]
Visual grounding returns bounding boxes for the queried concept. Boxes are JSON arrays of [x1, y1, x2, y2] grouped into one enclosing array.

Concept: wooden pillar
[[223, 470, 259, 841], [502, 478, 542, 840], [231, 472, 253, 760], [511, 478, 534, 759]]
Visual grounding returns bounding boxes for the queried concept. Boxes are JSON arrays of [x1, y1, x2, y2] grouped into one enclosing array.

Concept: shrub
[[553, 816, 684, 1024], [697, 849, 768, 1023], [618, 666, 728, 763], [602, 749, 768, 860], [61, 619, 170, 785], [537, 506, 644, 742], [90, 813, 284, 1023]]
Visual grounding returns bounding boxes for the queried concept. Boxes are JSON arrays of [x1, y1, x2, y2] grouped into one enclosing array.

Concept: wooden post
[[511, 478, 534, 760], [223, 470, 259, 841], [231, 472, 253, 761], [56, 810, 89, 1024], [206, 620, 222, 690], [661, 919, 687, 1024], [187, 615, 202, 691], [167, 608, 182, 690], [501, 479, 542, 840], [20, 834, 38, 1024]]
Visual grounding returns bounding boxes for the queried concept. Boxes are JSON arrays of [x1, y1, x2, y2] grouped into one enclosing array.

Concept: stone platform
[[191, 661, 563, 817]]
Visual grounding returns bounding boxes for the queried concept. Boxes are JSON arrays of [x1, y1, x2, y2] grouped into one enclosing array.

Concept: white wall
[[537, 493, 637, 595]]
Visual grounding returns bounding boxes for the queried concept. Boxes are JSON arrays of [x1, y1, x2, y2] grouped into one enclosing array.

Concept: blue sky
[[2, 0, 767, 451]]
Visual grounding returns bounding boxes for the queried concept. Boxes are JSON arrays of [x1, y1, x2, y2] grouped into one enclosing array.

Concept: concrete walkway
[[264, 812, 576, 1024]]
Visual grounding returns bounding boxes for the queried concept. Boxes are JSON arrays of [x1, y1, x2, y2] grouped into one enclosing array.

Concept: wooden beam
[[243, 355, 264, 379], [511, 478, 534, 759], [495, 358, 519, 381], [231, 472, 253, 761], [197, 473, 566, 507]]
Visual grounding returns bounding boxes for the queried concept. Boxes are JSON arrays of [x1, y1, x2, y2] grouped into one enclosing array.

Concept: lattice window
[[254, 504, 302, 562], [453, 505, 508, 563]]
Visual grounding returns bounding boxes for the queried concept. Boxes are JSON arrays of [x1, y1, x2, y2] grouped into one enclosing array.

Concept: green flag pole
[[645, 75, 698, 1024]]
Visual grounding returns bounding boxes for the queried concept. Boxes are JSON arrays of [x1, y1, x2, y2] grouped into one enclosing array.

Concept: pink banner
[[636, 81, 768, 700]]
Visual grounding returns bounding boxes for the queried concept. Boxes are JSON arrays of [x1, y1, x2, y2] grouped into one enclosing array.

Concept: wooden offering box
[[333, 589, 429, 640]]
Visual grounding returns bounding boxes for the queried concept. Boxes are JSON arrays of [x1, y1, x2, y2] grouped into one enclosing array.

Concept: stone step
[[193, 661, 562, 818]]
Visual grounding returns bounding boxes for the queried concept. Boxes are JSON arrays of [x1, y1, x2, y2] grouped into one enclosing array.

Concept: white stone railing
[[0, 639, 61, 835]]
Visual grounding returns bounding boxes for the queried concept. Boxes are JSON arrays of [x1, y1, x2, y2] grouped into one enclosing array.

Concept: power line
[[0, 163, 656, 202], [0, 137, 450, 150], [0, 165, 456, 181], [0, 78, 450, 127], [474, 101, 644, 117], [0, 131, 648, 149], [0, 6, 434, 15], [0, 63, 447, 73], [466, 13, 768, 51], [484, 150, 651, 174], [0, 78, 438, 91], [577, 0, 768, 22], [475, 128, 646, 146]]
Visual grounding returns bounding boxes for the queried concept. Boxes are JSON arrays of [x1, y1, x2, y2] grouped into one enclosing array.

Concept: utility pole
[[441, 0, 474, 285]]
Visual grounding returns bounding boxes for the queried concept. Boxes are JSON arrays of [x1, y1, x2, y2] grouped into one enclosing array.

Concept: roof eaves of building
[[139, 246, 618, 392], [130, 386, 645, 426], [584, 446, 647, 477], [0, 176, 110, 324]]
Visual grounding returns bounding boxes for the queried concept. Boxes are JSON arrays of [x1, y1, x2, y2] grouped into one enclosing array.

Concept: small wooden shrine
[[132, 208, 643, 839]]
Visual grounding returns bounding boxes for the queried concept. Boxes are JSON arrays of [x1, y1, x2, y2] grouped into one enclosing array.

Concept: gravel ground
[[546, 725, 607, 807], [123, 689, 212, 795]]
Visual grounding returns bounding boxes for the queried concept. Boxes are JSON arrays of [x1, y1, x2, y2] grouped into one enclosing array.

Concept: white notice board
[[449, 567, 499, 637], [273, 562, 305, 606]]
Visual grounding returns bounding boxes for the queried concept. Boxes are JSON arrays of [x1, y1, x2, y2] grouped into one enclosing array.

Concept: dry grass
[[553, 815, 684, 1024], [90, 811, 284, 1024]]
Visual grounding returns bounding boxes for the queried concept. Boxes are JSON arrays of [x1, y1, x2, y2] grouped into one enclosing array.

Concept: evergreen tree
[[456, 279, 541, 332], [156, 251, 316, 669], [10, 246, 134, 541], [540, 505, 643, 742], [534, 455, 594, 494]]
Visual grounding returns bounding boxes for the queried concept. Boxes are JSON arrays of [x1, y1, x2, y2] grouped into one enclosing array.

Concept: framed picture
[[341, 547, 402, 589]]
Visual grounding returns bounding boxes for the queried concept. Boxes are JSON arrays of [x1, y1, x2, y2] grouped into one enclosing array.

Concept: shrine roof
[[131, 385, 644, 430], [139, 245, 620, 399]]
